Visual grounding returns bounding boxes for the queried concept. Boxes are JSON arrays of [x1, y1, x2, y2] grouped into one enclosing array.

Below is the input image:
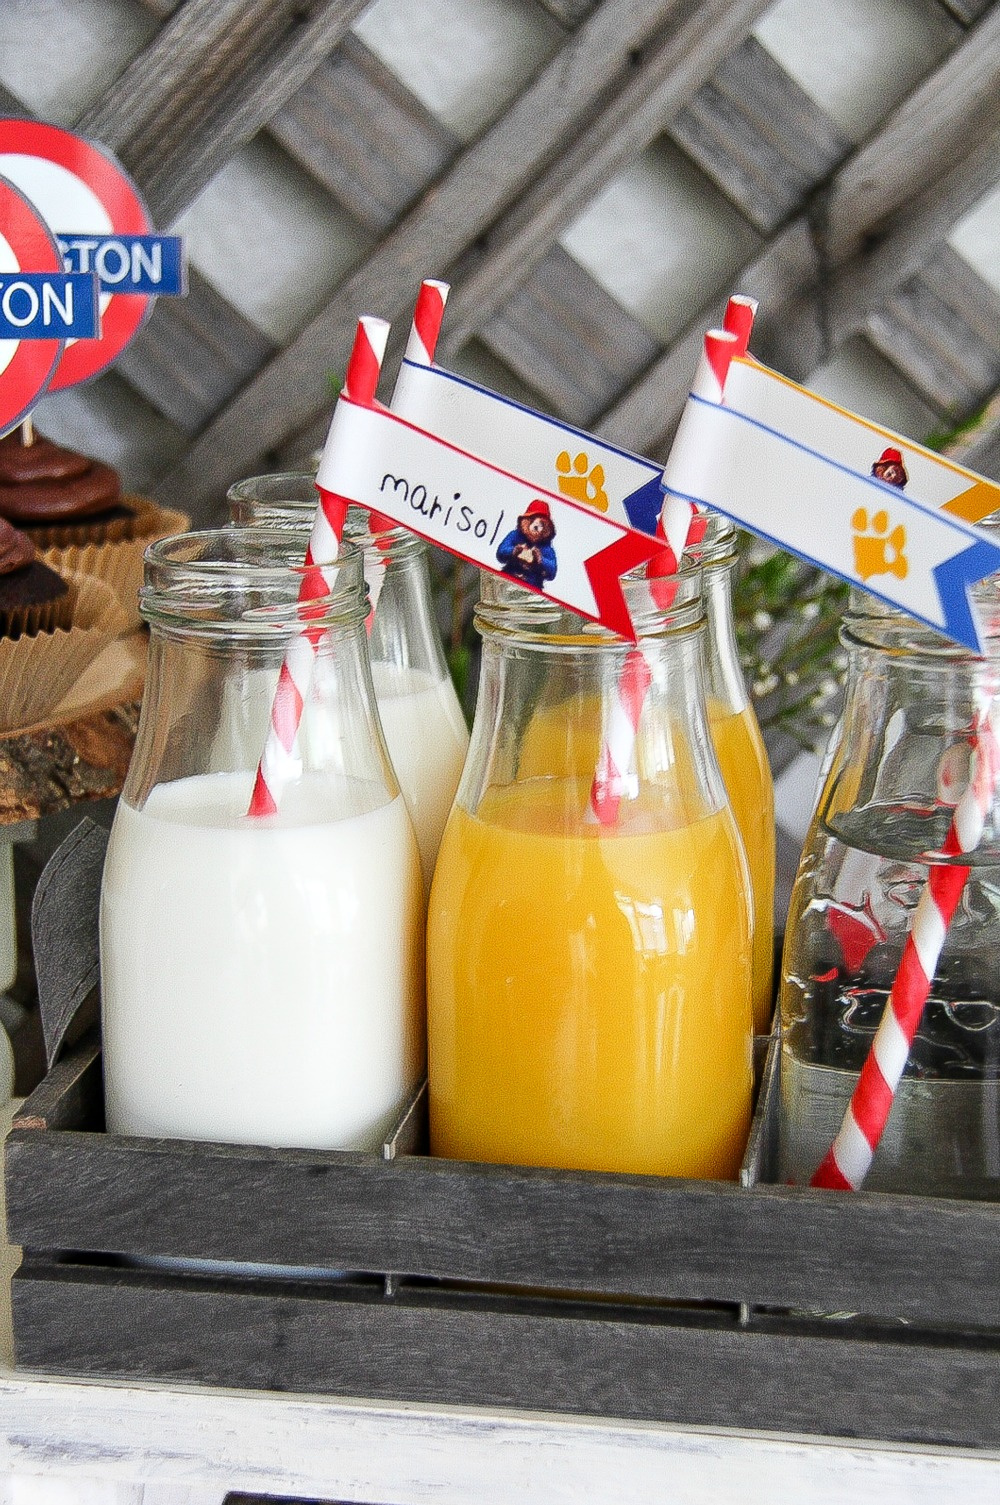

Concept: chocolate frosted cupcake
[[0, 430, 188, 627], [0, 517, 72, 639], [0, 428, 137, 547], [0, 512, 130, 734]]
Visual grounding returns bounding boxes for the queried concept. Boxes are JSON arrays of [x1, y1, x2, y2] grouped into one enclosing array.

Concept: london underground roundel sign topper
[[0, 120, 183, 391], [0, 175, 68, 436]]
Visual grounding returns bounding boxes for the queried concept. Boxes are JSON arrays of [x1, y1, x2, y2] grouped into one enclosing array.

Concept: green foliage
[[733, 533, 848, 749]]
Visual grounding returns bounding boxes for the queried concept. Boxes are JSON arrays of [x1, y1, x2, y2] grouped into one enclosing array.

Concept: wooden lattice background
[[2, 0, 999, 528]]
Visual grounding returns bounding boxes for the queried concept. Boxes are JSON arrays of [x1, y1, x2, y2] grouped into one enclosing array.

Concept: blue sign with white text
[[0, 273, 98, 340], [58, 234, 185, 296]]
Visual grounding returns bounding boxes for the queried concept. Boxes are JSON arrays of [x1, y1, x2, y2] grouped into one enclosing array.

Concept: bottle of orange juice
[[507, 512, 775, 1036], [694, 513, 776, 1035], [427, 562, 754, 1179]]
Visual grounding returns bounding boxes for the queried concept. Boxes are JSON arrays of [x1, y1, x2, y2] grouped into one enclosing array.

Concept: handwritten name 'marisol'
[[380, 472, 506, 548]]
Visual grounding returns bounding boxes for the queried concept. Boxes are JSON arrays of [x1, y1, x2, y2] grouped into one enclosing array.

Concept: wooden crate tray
[[5, 821, 1000, 1446]]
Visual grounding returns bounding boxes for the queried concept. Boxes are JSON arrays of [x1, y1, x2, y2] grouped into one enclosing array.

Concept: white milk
[[369, 662, 469, 889], [100, 772, 424, 1151], [212, 662, 468, 890]]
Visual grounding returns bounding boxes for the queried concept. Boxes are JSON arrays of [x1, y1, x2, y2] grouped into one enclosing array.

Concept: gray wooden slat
[[76, 0, 371, 227], [866, 246, 1000, 420], [478, 247, 660, 427], [134, 0, 181, 16], [822, 2, 999, 266], [670, 37, 849, 233], [594, 7, 1000, 462], [0, 86, 30, 119], [269, 36, 457, 234], [595, 218, 820, 457], [823, 119, 1000, 354], [153, 0, 771, 513], [129, 3, 374, 227], [939, 0, 995, 22], [148, 0, 721, 508], [534, 0, 599, 25], [10, 1044, 102, 1134], [11, 1091, 1000, 1327], [115, 269, 278, 436], [437, 0, 771, 360], [13, 1263, 1000, 1449], [78, 0, 297, 153]]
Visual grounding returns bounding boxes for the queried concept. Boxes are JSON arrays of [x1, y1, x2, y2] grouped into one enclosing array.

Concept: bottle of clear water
[[777, 588, 1000, 1196]]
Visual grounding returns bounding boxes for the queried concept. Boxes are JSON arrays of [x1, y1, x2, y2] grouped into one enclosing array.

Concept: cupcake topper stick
[[20, 416, 34, 447]]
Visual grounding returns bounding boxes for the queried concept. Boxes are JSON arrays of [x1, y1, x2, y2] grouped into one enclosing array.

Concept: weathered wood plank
[[0, 702, 139, 827], [437, 0, 771, 361], [821, 3, 999, 266], [824, 119, 1000, 353], [132, 3, 374, 227], [11, 1043, 102, 1134], [671, 37, 849, 233], [116, 270, 278, 436], [595, 218, 819, 457], [479, 248, 660, 426], [866, 247, 1000, 420], [12, 1262, 1000, 1448], [270, 36, 457, 234], [78, 0, 297, 156], [594, 12, 1000, 461], [0, 86, 30, 119], [78, 0, 371, 226], [9, 1099, 1000, 1327], [151, 0, 750, 513], [533, 0, 599, 25]]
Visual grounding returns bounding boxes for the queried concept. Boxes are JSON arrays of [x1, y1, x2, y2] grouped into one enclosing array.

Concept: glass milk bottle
[[427, 565, 754, 1178], [777, 589, 1000, 1195], [229, 474, 469, 890], [100, 529, 425, 1151], [694, 513, 776, 1035]]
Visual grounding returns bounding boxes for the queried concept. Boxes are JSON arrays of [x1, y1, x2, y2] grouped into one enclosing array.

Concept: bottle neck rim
[[140, 528, 370, 640]]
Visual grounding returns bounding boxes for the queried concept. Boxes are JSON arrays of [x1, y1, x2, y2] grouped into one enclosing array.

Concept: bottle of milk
[[100, 528, 425, 1152], [228, 474, 469, 890]]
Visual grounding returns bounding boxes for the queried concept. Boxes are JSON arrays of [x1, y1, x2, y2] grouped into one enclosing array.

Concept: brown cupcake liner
[[0, 571, 131, 735], [25, 494, 183, 549], [41, 500, 190, 626], [0, 585, 75, 640]]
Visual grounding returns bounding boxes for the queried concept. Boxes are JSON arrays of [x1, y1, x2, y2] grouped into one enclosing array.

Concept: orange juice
[[517, 691, 775, 1031], [427, 777, 753, 1178], [708, 700, 776, 1034]]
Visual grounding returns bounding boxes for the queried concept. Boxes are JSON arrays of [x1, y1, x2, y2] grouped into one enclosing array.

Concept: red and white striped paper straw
[[587, 647, 653, 824], [588, 305, 755, 828], [354, 279, 452, 624], [812, 694, 1000, 1190], [657, 327, 742, 570], [246, 315, 390, 819]]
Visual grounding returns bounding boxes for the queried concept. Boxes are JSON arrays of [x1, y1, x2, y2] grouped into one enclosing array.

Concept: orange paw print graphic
[[852, 507, 908, 582], [556, 450, 609, 513]]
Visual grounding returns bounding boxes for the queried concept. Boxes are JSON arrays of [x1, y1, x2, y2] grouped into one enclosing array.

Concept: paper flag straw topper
[[659, 332, 1000, 653]]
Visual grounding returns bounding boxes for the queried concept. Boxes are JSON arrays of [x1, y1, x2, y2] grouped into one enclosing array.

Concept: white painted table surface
[[3, 1101, 1000, 1505]]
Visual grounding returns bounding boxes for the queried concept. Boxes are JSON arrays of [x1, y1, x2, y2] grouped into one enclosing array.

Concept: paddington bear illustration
[[871, 446, 908, 489], [496, 499, 558, 590]]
